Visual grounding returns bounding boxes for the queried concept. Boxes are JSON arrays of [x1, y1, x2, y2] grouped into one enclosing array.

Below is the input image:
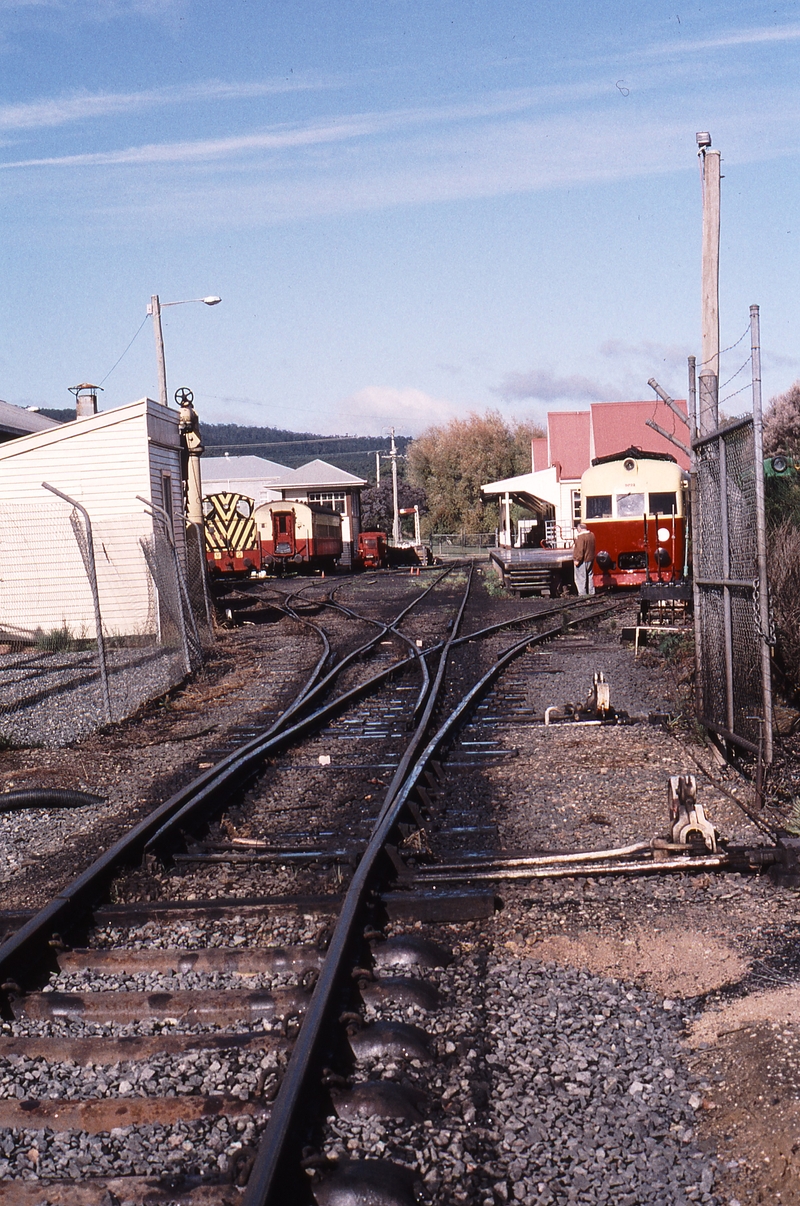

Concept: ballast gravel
[[483, 956, 714, 1206], [0, 1045, 280, 1101], [0, 1113, 260, 1181], [317, 928, 717, 1206]]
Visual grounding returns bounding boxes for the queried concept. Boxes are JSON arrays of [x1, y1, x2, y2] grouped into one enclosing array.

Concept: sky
[[1, 0, 800, 440]]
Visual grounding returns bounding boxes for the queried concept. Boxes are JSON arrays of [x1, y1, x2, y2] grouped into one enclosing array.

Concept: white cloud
[[0, 81, 688, 172], [644, 22, 800, 57], [0, 77, 345, 134], [336, 386, 464, 436], [494, 368, 617, 404]]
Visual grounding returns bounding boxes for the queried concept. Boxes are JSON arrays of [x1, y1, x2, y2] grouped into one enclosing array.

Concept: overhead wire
[[98, 314, 150, 387]]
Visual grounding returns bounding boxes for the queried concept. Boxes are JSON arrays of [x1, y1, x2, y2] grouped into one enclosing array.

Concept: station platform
[[488, 547, 574, 595]]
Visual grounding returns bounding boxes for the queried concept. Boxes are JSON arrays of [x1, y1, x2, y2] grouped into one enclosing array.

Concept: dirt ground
[[469, 611, 800, 1206]]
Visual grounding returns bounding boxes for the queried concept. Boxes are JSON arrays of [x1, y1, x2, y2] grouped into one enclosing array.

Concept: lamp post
[[147, 294, 221, 407]]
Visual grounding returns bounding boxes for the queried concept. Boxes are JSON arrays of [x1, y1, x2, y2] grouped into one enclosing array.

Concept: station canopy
[[480, 469, 559, 515]]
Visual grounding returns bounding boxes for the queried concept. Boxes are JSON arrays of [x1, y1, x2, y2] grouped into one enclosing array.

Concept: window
[[571, 490, 581, 524], [648, 491, 677, 515], [308, 491, 347, 514], [586, 495, 612, 519], [616, 492, 645, 517], [161, 473, 174, 531]]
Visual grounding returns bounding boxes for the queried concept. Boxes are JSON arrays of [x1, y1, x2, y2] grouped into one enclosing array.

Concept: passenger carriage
[[253, 499, 343, 571]]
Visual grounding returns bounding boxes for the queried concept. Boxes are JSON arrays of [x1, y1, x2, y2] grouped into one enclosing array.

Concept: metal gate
[[693, 414, 773, 761]]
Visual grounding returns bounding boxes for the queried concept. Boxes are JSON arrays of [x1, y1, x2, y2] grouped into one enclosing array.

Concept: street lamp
[[147, 294, 221, 407]]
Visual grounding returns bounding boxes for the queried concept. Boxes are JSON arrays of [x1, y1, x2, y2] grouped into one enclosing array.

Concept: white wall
[[0, 399, 183, 639]]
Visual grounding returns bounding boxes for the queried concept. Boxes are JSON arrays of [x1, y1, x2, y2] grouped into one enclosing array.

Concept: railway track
[[0, 572, 785, 1205]]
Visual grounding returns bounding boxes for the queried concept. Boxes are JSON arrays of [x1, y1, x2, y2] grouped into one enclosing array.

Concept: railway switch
[[668, 775, 717, 853], [590, 671, 611, 715], [544, 670, 621, 725]]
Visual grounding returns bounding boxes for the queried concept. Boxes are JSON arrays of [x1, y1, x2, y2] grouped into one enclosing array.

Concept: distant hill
[[40, 411, 412, 483], [202, 423, 411, 482]]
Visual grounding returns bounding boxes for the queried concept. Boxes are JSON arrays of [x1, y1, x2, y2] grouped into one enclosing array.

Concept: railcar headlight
[[655, 547, 671, 567], [772, 455, 789, 474], [596, 550, 614, 569], [623, 458, 636, 472]]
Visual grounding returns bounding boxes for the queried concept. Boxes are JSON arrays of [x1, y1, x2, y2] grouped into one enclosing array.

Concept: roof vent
[[69, 382, 103, 419]]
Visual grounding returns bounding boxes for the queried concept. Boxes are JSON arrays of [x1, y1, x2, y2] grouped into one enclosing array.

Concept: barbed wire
[[720, 379, 754, 406], [697, 323, 750, 369], [719, 353, 752, 392]]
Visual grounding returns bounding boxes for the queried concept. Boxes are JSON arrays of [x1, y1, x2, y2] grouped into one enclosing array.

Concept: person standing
[[572, 520, 596, 595]]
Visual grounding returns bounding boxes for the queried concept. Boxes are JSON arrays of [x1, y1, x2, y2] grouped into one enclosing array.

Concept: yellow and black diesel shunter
[[203, 492, 262, 576]]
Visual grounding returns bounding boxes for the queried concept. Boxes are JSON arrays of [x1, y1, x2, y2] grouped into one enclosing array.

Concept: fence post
[[41, 483, 112, 725], [137, 496, 198, 675], [750, 304, 774, 762]]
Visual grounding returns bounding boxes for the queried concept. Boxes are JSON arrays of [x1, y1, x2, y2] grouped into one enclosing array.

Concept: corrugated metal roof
[[547, 411, 591, 480], [0, 399, 61, 439], [202, 454, 290, 481], [590, 400, 690, 469], [280, 459, 367, 488]]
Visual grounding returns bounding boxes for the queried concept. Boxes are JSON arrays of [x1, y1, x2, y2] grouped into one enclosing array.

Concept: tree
[[763, 381, 800, 455], [407, 411, 543, 534], [360, 478, 426, 534], [763, 382, 800, 529]]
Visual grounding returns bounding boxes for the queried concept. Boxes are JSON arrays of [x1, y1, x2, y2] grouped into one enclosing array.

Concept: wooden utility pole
[[697, 133, 720, 436], [148, 294, 169, 407], [389, 428, 401, 544]]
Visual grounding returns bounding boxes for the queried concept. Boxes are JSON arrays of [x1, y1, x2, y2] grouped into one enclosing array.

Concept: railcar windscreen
[[616, 492, 645, 517], [648, 491, 677, 515], [586, 495, 612, 518]]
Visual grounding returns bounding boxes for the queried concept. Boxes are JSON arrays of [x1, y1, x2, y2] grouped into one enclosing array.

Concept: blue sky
[[1, 0, 799, 437]]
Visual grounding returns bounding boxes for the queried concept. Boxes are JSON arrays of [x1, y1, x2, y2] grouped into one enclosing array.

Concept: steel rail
[[282, 565, 460, 723], [0, 574, 470, 991], [451, 593, 621, 647], [421, 855, 730, 881], [241, 592, 611, 1205], [217, 564, 453, 750]]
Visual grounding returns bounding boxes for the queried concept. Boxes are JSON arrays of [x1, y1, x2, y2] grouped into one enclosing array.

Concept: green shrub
[[34, 626, 77, 652]]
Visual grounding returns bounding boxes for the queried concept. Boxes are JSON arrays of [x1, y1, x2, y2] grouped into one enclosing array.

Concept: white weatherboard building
[[0, 398, 185, 641]]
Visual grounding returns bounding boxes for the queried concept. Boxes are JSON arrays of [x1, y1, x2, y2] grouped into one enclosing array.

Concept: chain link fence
[[693, 416, 772, 756], [428, 532, 498, 558], [0, 492, 212, 748]]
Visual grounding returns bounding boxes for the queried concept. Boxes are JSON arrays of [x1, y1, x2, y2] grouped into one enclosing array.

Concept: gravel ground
[[310, 601, 796, 1205], [1, 574, 798, 1203], [0, 645, 190, 747]]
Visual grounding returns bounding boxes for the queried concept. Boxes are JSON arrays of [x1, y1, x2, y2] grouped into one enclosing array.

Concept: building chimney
[[69, 383, 103, 418]]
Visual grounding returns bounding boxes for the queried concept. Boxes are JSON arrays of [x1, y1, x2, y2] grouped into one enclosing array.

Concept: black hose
[[0, 790, 106, 812]]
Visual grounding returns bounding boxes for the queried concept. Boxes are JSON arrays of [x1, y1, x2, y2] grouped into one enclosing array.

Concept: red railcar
[[581, 448, 689, 590], [357, 530, 389, 569], [253, 500, 342, 571]]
